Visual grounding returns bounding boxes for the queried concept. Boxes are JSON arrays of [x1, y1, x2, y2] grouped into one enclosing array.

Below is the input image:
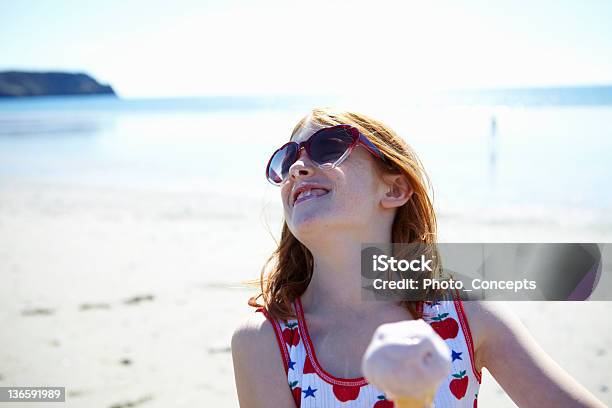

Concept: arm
[[465, 301, 605, 408], [231, 312, 296, 408]]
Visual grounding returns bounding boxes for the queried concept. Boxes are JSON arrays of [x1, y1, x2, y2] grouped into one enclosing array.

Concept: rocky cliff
[[0, 71, 116, 97]]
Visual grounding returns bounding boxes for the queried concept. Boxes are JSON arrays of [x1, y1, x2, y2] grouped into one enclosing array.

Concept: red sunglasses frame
[[265, 124, 390, 185]]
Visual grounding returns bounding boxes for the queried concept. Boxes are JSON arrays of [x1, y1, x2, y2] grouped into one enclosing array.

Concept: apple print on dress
[[283, 322, 300, 346], [289, 380, 301, 407], [430, 312, 459, 340], [257, 297, 481, 407], [449, 370, 469, 399], [332, 384, 361, 402], [373, 394, 394, 407]]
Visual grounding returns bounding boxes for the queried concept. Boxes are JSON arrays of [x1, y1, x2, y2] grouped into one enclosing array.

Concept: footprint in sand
[[123, 294, 155, 305], [207, 346, 231, 354], [108, 394, 154, 408], [21, 308, 54, 316], [79, 302, 111, 311], [67, 389, 90, 397]]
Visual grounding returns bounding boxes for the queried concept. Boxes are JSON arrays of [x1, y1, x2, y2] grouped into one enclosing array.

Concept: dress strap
[[451, 290, 482, 382], [255, 307, 290, 375]]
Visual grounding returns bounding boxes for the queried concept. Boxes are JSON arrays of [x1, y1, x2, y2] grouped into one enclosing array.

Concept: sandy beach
[[0, 179, 610, 407], [2, 0, 612, 406]]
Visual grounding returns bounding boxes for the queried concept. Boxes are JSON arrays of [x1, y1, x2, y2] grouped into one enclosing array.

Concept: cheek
[[281, 191, 293, 216], [280, 185, 291, 203], [332, 163, 381, 213]]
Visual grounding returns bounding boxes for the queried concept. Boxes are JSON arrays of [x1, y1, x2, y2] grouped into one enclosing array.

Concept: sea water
[[0, 89, 611, 228]]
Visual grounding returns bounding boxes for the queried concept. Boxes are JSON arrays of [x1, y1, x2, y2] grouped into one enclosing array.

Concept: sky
[[1, 0, 611, 98]]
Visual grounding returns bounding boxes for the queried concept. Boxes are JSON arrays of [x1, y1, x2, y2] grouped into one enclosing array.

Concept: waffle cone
[[392, 392, 435, 408]]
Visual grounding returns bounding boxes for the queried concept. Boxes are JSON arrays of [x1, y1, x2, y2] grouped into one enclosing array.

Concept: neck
[[300, 223, 392, 313]]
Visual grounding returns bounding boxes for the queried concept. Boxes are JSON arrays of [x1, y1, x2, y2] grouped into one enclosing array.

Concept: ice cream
[[362, 319, 452, 408]]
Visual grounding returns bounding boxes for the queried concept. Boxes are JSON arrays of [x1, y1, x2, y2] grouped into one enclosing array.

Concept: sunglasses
[[266, 124, 390, 186]]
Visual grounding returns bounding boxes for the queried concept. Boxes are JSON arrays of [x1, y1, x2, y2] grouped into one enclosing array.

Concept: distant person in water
[[231, 107, 606, 407]]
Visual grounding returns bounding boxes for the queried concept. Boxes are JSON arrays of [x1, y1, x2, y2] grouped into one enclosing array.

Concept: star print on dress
[[255, 293, 481, 407], [288, 356, 296, 370], [303, 386, 317, 398], [451, 349, 463, 361]]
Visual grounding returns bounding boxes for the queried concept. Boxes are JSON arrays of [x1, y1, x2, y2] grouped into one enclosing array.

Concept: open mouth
[[293, 187, 330, 207]]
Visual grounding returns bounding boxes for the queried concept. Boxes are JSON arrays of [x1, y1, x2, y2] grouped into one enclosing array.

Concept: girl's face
[[280, 120, 387, 239]]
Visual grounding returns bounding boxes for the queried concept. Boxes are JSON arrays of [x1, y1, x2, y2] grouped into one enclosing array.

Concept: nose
[[288, 147, 315, 180]]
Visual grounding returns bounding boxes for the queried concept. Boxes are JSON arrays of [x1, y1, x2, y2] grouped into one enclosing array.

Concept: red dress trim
[[451, 290, 483, 383], [416, 300, 424, 317], [256, 307, 290, 375], [294, 297, 369, 386]]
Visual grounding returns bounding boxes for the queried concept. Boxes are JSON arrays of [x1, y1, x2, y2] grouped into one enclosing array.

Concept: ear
[[380, 173, 413, 209]]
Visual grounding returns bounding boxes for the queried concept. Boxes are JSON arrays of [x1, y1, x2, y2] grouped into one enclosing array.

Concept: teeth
[[296, 191, 308, 201], [295, 188, 328, 203]]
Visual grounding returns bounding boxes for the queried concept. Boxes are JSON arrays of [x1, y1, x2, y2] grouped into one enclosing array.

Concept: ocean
[[1, 87, 611, 228]]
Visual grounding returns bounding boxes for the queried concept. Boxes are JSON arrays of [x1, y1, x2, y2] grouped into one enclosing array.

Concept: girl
[[232, 107, 605, 407]]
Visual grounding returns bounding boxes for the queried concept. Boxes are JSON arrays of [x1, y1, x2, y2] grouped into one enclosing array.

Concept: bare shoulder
[[231, 311, 295, 408], [460, 300, 517, 339], [458, 300, 518, 370], [231, 310, 282, 378], [231, 310, 277, 354]]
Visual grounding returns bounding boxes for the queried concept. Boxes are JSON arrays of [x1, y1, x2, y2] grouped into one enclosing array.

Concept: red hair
[[249, 107, 443, 320]]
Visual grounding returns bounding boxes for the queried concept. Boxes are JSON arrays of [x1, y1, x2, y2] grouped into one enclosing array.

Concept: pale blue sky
[[1, 0, 611, 98]]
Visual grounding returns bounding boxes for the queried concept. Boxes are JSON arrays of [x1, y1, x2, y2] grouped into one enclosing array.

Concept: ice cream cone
[[362, 320, 450, 408], [392, 392, 435, 408]]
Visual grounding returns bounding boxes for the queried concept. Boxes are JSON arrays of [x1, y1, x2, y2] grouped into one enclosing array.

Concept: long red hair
[[249, 107, 442, 320]]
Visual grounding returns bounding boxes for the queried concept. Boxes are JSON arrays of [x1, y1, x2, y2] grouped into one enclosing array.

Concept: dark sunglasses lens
[[310, 128, 355, 164], [267, 143, 298, 184]]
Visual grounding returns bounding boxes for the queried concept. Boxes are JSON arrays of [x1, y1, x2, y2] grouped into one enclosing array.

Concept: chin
[[288, 206, 338, 237], [288, 213, 328, 237]]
